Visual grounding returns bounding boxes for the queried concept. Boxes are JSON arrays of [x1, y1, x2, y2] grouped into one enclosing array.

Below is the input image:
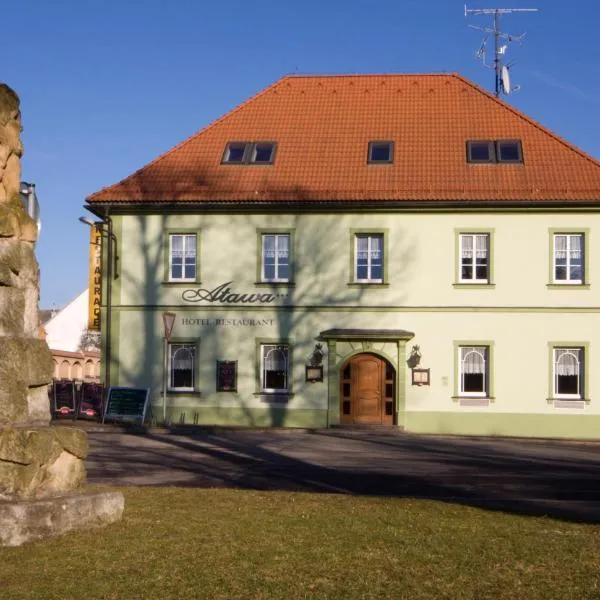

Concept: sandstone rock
[[0, 373, 28, 425], [26, 385, 51, 424], [22, 286, 40, 338], [25, 339, 53, 387], [0, 204, 17, 237], [0, 338, 51, 424], [0, 427, 88, 499], [0, 428, 33, 464], [0, 287, 24, 336], [0, 84, 117, 540], [52, 427, 88, 459], [38, 450, 87, 496]]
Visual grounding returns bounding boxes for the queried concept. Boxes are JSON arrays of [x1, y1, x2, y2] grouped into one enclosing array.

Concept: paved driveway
[[85, 428, 600, 523]]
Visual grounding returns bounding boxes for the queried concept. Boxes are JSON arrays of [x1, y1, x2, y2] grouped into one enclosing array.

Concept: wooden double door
[[339, 353, 396, 425]]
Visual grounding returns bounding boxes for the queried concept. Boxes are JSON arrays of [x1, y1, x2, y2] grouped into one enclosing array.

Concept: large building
[[85, 73, 600, 438]]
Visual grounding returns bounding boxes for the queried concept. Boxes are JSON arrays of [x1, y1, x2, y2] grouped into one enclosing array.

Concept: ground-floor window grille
[[554, 347, 583, 399], [261, 344, 289, 393], [169, 343, 196, 391], [459, 346, 488, 396]]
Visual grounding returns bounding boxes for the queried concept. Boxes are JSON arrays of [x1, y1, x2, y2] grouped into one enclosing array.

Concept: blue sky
[[4, 0, 600, 308]]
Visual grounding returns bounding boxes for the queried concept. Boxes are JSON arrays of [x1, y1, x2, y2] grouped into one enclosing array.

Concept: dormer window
[[222, 142, 247, 163], [251, 143, 276, 164], [467, 140, 523, 163], [496, 140, 522, 163], [222, 142, 276, 165], [467, 141, 494, 163], [368, 141, 394, 164]]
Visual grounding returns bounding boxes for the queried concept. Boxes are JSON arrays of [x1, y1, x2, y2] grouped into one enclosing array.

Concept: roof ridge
[[282, 72, 458, 79], [453, 73, 600, 169], [86, 75, 291, 202]]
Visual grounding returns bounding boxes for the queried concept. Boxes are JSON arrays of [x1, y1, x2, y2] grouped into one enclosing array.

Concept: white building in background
[[44, 290, 89, 352], [44, 290, 101, 382]]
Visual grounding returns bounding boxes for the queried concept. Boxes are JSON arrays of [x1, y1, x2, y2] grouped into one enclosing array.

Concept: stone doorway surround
[[317, 329, 414, 428]]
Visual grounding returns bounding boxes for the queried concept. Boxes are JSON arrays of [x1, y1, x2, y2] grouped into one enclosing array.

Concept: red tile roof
[[87, 73, 600, 204]]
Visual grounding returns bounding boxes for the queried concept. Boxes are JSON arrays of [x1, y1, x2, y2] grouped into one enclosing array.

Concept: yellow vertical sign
[[88, 224, 102, 331]]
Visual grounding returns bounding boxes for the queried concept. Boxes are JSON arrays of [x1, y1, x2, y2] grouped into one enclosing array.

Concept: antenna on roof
[[465, 4, 539, 98]]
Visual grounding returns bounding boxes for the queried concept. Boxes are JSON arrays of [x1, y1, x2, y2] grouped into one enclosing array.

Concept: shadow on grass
[[84, 427, 600, 525]]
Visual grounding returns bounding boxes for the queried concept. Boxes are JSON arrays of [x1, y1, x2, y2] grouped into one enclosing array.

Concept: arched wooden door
[[340, 354, 395, 425]]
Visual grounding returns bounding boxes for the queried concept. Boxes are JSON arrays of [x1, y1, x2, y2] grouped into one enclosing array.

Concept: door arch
[[339, 353, 396, 425]]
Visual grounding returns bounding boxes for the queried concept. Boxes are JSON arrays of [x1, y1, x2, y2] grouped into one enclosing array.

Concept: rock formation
[[0, 84, 123, 545]]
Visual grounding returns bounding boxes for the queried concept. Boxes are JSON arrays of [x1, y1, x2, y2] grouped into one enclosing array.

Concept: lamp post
[[162, 311, 176, 425], [79, 215, 119, 391]]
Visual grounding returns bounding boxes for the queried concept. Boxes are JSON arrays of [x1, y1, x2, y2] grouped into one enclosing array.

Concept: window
[[553, 347, 584, 399], [222, 142, 247, 163], [368, 141, 394, 163], [169, 343, 196, 391], [459, 346, 489, 397], [553, 233, 583, 284], [261, 344, 289, 393], [496, 140, 522, 163], [262, 234, 290, 282], [460, 233, 489, 283], [222, 142, 276, 165], [85, 360, 95, 379], [467, 141, 494, 163], [251, 143, 276, 164], [355, 233, 383, 282], [169, 234, 196, 282], [466, 140, 523, 163]]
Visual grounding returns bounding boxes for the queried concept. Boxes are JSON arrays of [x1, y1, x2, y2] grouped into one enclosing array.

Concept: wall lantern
[[305, 343, 325, 383], [412, 368, 430, 386], [407, 344, 422, 369]]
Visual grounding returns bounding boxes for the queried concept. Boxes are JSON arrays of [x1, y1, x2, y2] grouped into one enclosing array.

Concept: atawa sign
[[182, 282, 286, 304]]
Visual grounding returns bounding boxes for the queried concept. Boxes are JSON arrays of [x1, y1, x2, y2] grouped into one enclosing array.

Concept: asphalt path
[[85, 428, 600, 523]]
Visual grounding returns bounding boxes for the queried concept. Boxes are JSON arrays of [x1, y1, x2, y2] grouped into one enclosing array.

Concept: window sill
[[452, 396, 495, 406], [167, 390, 202, 396], [254, 392, 294, 404], [254, 281, 295, 287], [163, 281, 202, 287], [453, 283, 495, 289], [548, 398, 589, 409], [546, 283, 590, 289], [347, 282, 389, 287], [254, 392, 294, 405], [547, 397, 589, 403]]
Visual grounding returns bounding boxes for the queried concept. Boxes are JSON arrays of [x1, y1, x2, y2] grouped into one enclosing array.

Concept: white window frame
[[354, 233, 384, 283], [459, 233, 489, 283], [261, 234, 290, 282], [553, 347, 583, 400], [459, 346, 488, 397], [169, 234, 196, 282], [553, 233, 584, 284], [261, 344, 289, 393], [168, 343, 196, 392]]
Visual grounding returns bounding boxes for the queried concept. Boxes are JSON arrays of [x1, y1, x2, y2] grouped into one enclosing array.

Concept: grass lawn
[[1, 486, 600, 599]]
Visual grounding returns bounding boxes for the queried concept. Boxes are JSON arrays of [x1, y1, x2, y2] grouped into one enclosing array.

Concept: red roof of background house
[[87, 73, 600, 204]]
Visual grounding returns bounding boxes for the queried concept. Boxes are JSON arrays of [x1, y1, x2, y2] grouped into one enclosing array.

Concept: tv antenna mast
[[465, 4, 539, 97]]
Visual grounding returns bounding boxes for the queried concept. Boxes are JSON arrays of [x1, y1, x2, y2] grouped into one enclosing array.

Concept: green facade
[[98, 209, 600, 438]]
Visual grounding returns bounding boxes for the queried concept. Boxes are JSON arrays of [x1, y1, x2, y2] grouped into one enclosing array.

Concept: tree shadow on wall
[[104, 167, 418, 428]]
